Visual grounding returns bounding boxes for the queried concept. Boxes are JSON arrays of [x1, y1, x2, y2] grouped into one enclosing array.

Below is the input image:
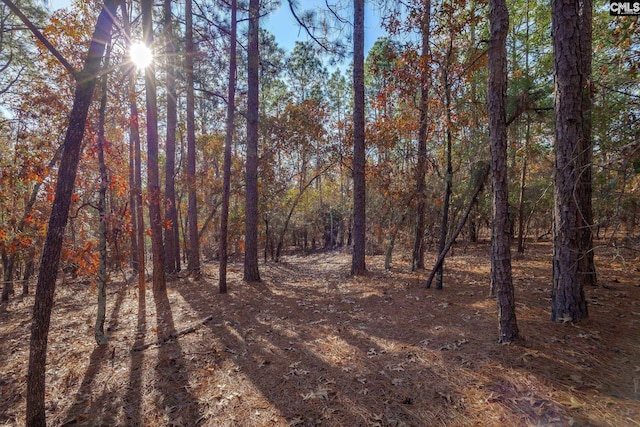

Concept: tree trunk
[[121, 0, 146, 294], [412, 0, 431, 272], [386, 209, 408, 271], [244, 0, 261, 282], [578, 0, 596, 287], [425, 163, 489, 289], [0, 147, 61, 302], [1, 251, 14, 301], [351, 0, 366, 276], [275, 171, 327, 262], [551, 0, 588, 322], [185, 0, 200, 275], [128, 93, 139, 272], [163, 0, 179, 274], [95, 45, 110, 346], [433, 57, 453, 290], [26, 1, 118, 424], [142, 0, 167, 299], [488, 0, 519, 342], [220, 0, 237, 293], [516, 119, 529, 253], [125, 0, 138, 274], [22, 247, 35, 296]]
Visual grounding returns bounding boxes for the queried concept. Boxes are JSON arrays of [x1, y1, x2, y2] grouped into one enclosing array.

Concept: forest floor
[[1, 241, 640, 426]]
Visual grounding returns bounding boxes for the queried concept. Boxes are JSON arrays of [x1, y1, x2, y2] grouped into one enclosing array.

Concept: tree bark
[[1, 250, 14, 301], [516, 119, 529, 253], [25, 1, 118, 424], [163, 0, 180, 274], [220, 0, 237, 293], [412, 0, 431, 272], [425, 162, 489, 289], [185, 0, 200, 275], [488, 0, 519, 342], [351, 0, 366, 276], [432, 51, 453, 290], [142, 0, 167, 298], [577, 0, 596, 287], [121, 0, 146, 294], [244, 0, 261, 282], [551, 0, 588, 322], [94, 43, 111, 346]]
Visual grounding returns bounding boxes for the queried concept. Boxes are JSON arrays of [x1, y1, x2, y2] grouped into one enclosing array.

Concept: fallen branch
[[131, 315, 214, 351]]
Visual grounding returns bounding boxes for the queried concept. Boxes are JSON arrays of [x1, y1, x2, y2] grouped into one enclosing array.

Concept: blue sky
[[263, 1, 386, 55], [48, 0, 387, 58]]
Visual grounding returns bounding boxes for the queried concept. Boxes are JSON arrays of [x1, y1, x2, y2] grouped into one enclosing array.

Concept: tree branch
[[0, 0, 79, 78]]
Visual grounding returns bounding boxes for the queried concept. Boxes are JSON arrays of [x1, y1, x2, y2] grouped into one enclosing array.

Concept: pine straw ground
[[1, 241, 640, 427]]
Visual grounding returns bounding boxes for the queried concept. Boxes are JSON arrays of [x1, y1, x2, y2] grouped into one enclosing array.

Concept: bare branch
[[0, 0, 78, 78]]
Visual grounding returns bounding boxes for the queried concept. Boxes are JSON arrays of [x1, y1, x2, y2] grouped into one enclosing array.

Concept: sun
[[130, 41, 153, 69]]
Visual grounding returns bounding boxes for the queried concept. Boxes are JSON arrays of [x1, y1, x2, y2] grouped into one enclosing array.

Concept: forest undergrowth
[[1, 241, 639, 426]]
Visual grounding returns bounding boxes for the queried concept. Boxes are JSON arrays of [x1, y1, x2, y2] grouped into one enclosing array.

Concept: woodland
[[0, 0, 638, 426]]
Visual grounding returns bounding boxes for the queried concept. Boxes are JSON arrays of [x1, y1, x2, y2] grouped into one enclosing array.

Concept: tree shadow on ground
[[174, 266, 454, 425], [150, 287, 204, 425], [60, 285, 127, 425], [123, 285, 146, 426]]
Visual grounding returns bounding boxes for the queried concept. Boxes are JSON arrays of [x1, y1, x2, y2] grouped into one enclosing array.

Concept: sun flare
[[130, 41, 153, 69]]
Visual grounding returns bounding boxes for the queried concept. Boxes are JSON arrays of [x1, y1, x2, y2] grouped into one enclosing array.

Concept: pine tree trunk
[[434, 60, 453, 290], [412, 0, 431, 272], [163, 0, 179, 274], [95, 46, 110, 346], [142, 0, 167, 298], [578, 0, 596, 287], [551, 0, 588, 322], [121, 0, 145, 294], [488, 0, 519, 342], [128, 99, 139, 272], [26, 1, 118, 424], [185, 0, 200, 275], [1, 251, 14, 301], [244, 0, 261, 282], [351, 0, 366, 276], [220, 0, 237, 293], [22, 248, 35, 295], [516, 120, 529, 253]]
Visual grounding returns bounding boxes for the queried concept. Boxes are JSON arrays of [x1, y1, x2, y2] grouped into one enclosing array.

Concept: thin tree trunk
[[275, 170, 328, 262], [163, 0, 179, 274], [121, 0, 146, 295], [244, 0, 261, 282], [517, 119, 529, 253], [578, 0, 596, 287], [25, 1, 118, 424], [22, 247, 35, 295], [125, 0, 138, 273], [551, 0, 588, 322], [128, 94, 139, 271], [95, 43, 111, 346], [412, 0, 431, 272], [220, 0, 237, 294], [1, 146, 61, 302], [516, 0, 531, 254], [142, 0, 167, 300], [185, 0, 200, 275], [425, 163, 489, 289], [433, 57, 453, 290], [386, 209, 408, 271], [488, 0, 518, 342], [351, 0, 366, 276], [1, 251, 14, 301]]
